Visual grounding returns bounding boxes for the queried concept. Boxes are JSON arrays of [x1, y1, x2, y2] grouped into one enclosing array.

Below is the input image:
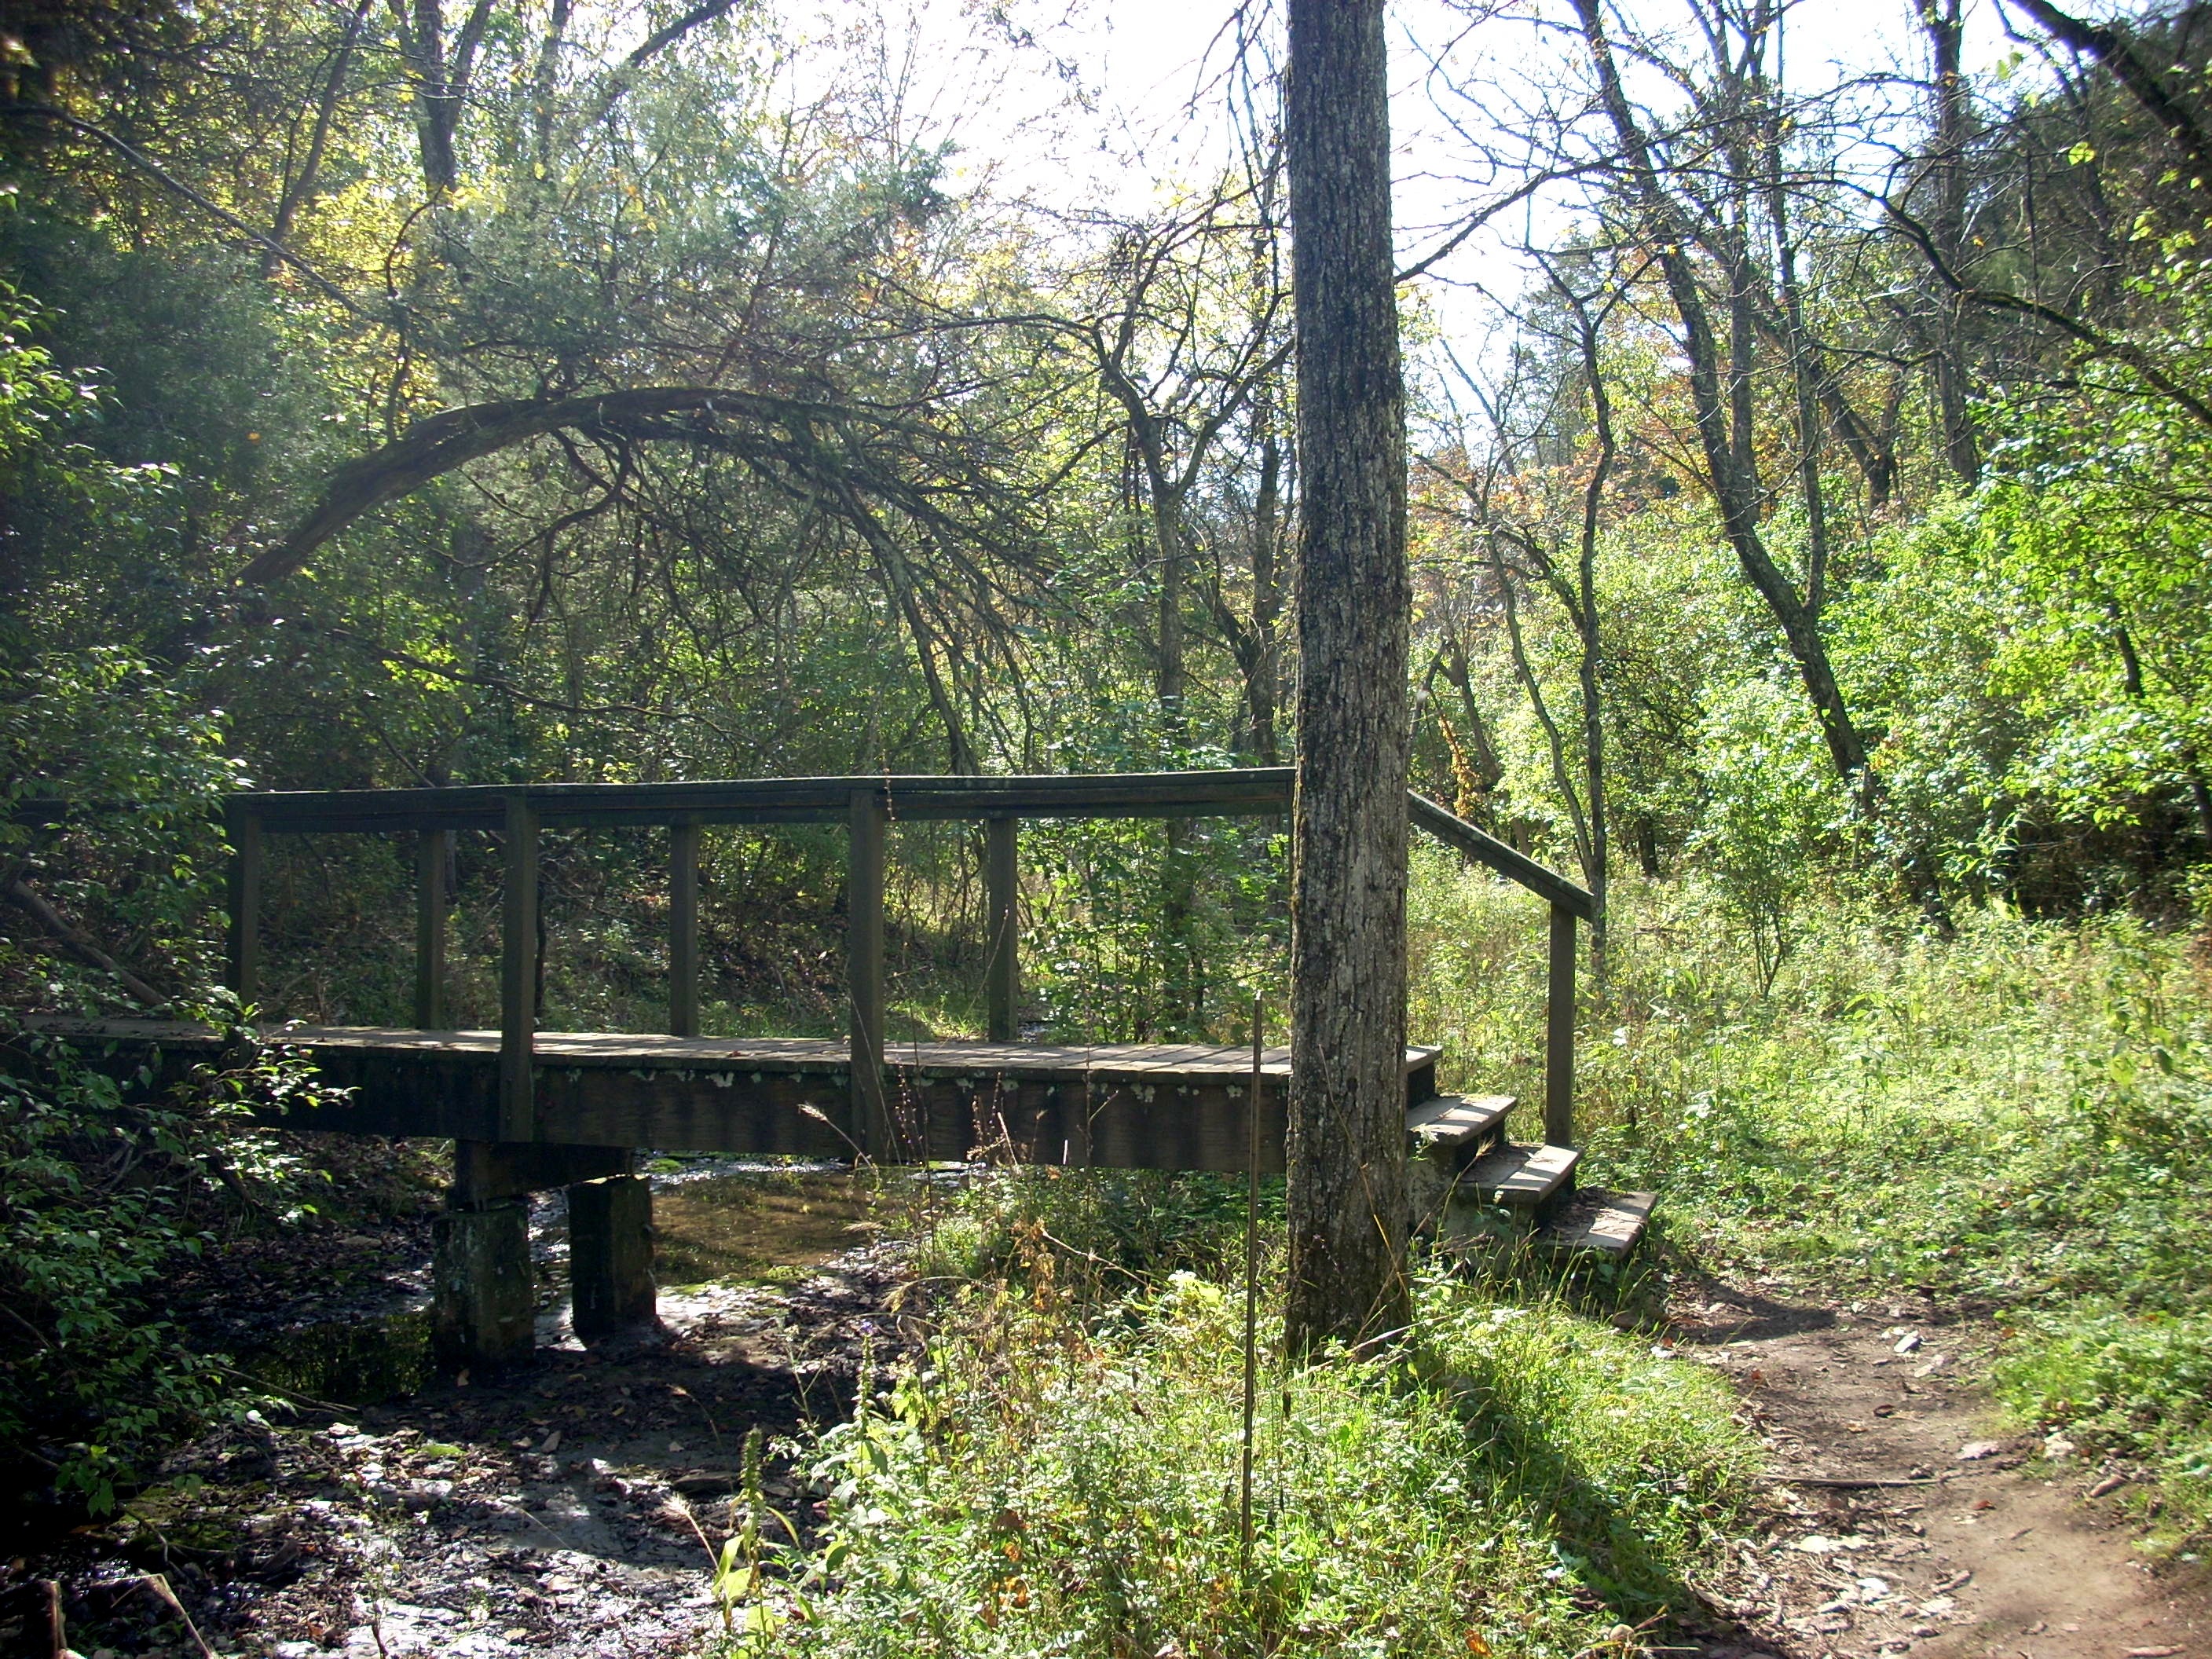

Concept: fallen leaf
[[1957, 1440, 2001, 1460]]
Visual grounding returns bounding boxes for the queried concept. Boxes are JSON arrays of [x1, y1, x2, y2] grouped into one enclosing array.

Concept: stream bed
[[9, 1159, 915, 1659]]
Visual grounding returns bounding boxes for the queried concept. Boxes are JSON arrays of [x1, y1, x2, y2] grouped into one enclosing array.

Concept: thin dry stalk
[[1240, 993, 1262, 1574]]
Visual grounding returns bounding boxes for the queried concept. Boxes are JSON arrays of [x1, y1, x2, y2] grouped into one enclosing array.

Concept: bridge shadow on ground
[[30, 1163, 900, 1659]]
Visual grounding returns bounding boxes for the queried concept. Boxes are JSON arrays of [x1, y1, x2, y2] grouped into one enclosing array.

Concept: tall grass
[[1412, 850, 2212, 1551], [770, 1265, 1754, 1658], [721, 851, 2212, 1659]]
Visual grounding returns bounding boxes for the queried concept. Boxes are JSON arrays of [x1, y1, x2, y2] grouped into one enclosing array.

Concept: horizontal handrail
[[22, 770, 1593, 914], [1406, 791, 1595, 920], [231, 768, 1299, 833], [200, 769, 1584, 1147]]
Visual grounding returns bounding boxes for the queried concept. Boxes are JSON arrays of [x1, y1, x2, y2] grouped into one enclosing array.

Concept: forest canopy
[[0, 0, 2203, 969]]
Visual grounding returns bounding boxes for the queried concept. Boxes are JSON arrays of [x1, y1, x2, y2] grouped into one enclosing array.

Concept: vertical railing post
[[415, 828, 451, 1029], [500, 789, 539, 1142], [225, 797, 262, 1007], [984, 814, 1018, 1042], [1545, 902, 1577, 1148], [848, 788, 890, 1158], [669, 816, 700, 1038]]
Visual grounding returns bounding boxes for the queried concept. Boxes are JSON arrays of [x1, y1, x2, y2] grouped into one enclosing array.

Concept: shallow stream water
[[238, 1162, 885, 1407]]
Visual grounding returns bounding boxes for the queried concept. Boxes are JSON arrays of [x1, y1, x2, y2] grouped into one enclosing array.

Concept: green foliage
[[910, 1166, 1258, 1294], [1024, 808, 1287, 1042], [0, 1018, 338, 1515], [1993, 1309, 2212, 1547], [0, 644, 244, 1006], [1410, 855, 2212, 1549], [1687, 676, 1850, 991], [772, 1273, 1752, 1658]]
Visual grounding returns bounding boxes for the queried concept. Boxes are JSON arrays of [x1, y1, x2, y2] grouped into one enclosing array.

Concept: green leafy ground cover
[[767, 1265, 1752, 1659], [1416, 856, 2212, 1554]]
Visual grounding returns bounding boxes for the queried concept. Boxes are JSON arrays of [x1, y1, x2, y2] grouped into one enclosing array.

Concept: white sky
[[762, 0, 2042, 407], [790, 0, 2028, 264]]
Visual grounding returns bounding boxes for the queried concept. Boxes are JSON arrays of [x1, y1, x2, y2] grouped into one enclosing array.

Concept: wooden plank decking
[[25, 1017, 1438, 1175]]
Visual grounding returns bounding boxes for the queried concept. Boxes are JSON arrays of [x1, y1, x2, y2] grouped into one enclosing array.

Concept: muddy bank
[[1, 1161, 910, 1659]]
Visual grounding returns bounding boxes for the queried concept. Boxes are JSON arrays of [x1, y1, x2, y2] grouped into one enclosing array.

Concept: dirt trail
[[1669, 1275, 2211, 1659]]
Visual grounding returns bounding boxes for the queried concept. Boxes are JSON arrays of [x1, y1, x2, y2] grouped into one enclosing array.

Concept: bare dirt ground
[[2, 1167, 908, 1659], [1665, 1269, 2212, 1659]]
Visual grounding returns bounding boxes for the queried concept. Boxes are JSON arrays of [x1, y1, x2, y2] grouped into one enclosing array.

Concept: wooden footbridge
[[36, 769, 1650, 1369]]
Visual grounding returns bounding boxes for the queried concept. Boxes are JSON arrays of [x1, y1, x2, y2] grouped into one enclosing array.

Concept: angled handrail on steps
[[1403, 789, 1588, 1148]]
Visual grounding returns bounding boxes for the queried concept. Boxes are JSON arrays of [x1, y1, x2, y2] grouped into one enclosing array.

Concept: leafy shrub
[[910, 1166, 1258, 1296], [0, 1014, 338, 1517]]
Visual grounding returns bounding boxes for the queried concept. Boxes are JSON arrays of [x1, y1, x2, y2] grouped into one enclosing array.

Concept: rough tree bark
[[1284, 0, 1412, 1354]]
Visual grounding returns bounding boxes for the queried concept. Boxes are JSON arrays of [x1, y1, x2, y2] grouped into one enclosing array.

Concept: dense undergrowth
[[1412, 851, 2212, 1553], [0, 1013, 343, 1520], [741, 851, 2212, 1657], [760, 1233, 1751, 1659]]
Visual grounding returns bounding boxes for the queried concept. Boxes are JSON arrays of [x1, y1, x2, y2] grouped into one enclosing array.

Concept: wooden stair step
[[1405, 1093, 1514, 1157], [1461, 1141, 1578, 1208], [1537, 1189, 1656, 1257]]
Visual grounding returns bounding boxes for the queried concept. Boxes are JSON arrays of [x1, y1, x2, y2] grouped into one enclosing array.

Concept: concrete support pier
[[431, 1200, 534, 1370], [568, 1173, 657, 1342], [432, 1140, 653, 1368]]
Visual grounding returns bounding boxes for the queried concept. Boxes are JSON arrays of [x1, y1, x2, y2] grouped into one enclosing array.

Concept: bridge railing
[[220, 771, 1593, 1151]]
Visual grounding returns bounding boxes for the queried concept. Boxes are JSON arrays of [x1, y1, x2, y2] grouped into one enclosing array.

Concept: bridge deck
[[27, 1018, 1438, 1175]]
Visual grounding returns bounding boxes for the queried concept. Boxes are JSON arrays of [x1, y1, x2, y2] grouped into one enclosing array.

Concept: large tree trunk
[[1284, 0, 1412, 1354]]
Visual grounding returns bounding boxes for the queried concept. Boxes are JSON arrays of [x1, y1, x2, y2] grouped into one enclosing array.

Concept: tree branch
[[2011, 0, 2212, 183], [4, 878, 167, 1009], [239, 386, 870, 586], [0, 105, 373, 317]]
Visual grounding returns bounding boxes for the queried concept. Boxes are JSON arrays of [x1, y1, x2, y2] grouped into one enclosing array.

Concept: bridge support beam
[[669, 817, 700, 1038], [569, 1174, 657, 1342], [500, 791, 540, 1141], [1545, 903, 1576, 1149], [985, 815, 1018, 1042], [431, 1199, 534, 1372], [416, 828, 451, 1029], [848, 789, 891, 1157], [225, 800, 262, 1004]]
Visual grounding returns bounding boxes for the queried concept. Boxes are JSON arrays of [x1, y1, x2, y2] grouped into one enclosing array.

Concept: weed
[[767, 1264, 1753, 1658], [1412, 855, 2212, 1551]]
